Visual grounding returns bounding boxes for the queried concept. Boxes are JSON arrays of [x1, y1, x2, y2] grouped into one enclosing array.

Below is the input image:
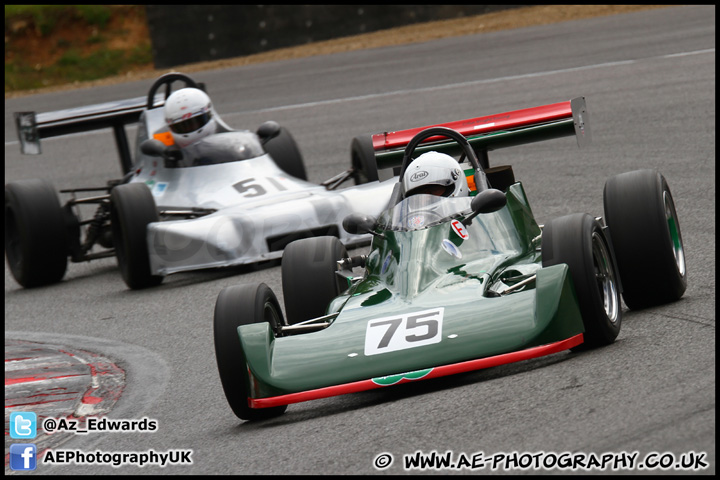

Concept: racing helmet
[[403, 151, 469, 198], [164, 88, 217, 147]]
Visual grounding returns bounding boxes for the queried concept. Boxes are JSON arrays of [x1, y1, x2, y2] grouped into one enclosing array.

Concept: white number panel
[[364, 308, 444, 356]]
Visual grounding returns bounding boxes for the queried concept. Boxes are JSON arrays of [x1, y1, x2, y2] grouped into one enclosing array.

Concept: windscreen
[[182, 131, 265, 166], [377, 194, 473, 232]]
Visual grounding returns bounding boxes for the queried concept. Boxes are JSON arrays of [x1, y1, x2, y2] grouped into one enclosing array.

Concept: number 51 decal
[[364, 308, 444, 356]]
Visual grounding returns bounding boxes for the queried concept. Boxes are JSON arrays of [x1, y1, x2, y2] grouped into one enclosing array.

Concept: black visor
[[406, 182, 455, 197], [170, 112, 212, 134]]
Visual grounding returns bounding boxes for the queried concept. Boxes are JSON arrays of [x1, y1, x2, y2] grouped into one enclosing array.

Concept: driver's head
[[403, 151, 469, 198], [164, 88, 217, 148]]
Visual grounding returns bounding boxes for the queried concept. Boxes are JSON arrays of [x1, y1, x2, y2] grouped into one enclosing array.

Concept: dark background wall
[[146, 5, 523, 69]]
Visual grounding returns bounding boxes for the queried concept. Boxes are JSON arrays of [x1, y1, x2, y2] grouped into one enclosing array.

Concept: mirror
[[342, 213, 377, 235], [463, 189, 507, 226], [257, 121, 281, 143], [471, 188, 507, 214], [140, 138, 168, 157]]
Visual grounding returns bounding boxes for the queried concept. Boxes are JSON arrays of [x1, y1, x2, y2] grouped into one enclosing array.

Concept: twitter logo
[[10, 412, 37, 439]]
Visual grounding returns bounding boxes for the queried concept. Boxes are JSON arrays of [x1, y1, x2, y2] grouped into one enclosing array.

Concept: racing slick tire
[[542, 213, 622, 349], [214, 283, 288, 421], [110, 183, 163, 289], [5, 179, 68, 287], [281, 236, 348, 325], [603, 169, 687, 310], [264, 127, 307, 180], [350, 135, 380, 185]]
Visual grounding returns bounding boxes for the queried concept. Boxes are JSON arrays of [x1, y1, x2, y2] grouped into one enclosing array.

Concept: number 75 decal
[[364, 308, 444, 356]]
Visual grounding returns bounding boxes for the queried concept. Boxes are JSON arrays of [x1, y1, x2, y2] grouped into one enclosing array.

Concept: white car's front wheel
[[110, 182, 163, 289]]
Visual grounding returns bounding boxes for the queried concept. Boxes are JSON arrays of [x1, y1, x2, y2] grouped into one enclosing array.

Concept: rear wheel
[[350, 135, 379, 184], [5, 179, 68, 287], [603, 169, 686, 309], [281, 236, 348, 325], [214, 283, 288, 421], [542, 213, 621, 349], [110, 183, 163, 289], [264, 127, 307, 180]]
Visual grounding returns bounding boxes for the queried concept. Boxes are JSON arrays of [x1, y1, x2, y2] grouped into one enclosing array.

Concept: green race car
[[213, 98, 687, 421]]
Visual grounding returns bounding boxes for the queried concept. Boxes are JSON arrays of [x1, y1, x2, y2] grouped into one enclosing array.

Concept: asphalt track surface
[[4, 5, 715, 475]]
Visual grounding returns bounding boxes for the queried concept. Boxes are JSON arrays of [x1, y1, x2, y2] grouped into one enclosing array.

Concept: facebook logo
[[10, 444, 37, 471], [10, 411, 37, 439]]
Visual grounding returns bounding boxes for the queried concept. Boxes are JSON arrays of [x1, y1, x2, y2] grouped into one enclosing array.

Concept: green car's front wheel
[[214, 283, 288, 421], [603, 169, 686, 309], [542, 213, 622, 349], [281, 236, 348, 325]]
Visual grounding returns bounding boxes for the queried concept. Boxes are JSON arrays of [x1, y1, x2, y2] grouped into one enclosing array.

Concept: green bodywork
[[236, 182, 585, 399]]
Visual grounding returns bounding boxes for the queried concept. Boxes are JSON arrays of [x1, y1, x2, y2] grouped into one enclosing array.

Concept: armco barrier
[[146, 5, 522, 69]]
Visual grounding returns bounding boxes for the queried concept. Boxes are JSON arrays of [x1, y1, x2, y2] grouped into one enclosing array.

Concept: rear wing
[[14, 95, 165, 175], [371, 97, 590, 172]]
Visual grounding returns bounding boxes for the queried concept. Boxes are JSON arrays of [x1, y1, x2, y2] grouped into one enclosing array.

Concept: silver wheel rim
[[592, 232, 620, 323]]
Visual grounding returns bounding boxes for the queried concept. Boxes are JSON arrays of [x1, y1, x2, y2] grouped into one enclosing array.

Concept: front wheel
[[542, 213, 621, 349], [603, 169, 686, 309], [110, 183, 163, 289], [281, 236, 348, 325], [214, 283, 288, 421], [5, 179, 68, 287]]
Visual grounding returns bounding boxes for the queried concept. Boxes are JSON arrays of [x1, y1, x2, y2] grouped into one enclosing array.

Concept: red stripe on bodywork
[[372, 101, 573, 151], [5, 374, 85, 385], [249, 334, 583, 408]]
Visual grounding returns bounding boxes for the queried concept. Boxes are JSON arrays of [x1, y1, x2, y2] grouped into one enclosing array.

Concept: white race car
[[7, 72, 393, 289]]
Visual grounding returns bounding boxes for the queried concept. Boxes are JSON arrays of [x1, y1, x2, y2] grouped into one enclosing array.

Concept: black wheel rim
[[263, 300, 284, 336]]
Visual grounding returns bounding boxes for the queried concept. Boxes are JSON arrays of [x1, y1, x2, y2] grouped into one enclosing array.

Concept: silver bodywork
[[129, 107, 395, 275]]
